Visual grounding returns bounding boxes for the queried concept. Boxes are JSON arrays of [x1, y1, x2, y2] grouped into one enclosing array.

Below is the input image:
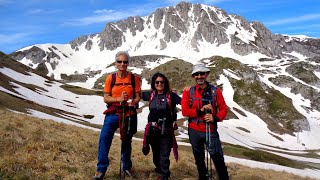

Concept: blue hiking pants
[[96, 114, 133, 174]]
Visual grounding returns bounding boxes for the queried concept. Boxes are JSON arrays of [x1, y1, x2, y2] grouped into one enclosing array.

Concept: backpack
[[189, 84, 218, 128], [189, 84, 217, 110], [149, 90, 177, 121], [111, 72, 136, 98]]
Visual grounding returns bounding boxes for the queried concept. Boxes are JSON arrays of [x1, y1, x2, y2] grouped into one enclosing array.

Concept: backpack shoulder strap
[[209, 84, 217, 106], [149, 90, 156, 106], [131, 72, 135, 89], [131, 72, 136, 99], [111, 73, 117, 89], [189, 86, 196, 107], [209, 84, 218, 129]]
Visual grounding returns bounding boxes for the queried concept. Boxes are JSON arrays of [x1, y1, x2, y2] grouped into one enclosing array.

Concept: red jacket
[[181, 83, 228, 132]]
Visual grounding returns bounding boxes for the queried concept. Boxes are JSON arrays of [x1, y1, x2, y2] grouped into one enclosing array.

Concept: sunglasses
[[117, 60, 129, 64], [155, 81, 165, 85], [192, 72, 206, 76]]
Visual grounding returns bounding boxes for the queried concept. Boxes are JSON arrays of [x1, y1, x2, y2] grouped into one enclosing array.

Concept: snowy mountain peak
[[9, 1, 320, 81]]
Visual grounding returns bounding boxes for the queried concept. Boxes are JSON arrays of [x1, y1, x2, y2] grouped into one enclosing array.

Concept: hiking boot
[[123, 169, 132, 177], [92, 171, 105, 180]]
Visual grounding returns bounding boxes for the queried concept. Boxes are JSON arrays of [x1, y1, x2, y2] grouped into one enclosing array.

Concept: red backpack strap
[[149, 91, 173, 116], [149, 90, 156, 107]]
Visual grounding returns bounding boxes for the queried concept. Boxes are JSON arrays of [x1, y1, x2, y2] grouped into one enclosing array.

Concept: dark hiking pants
[[150, 127, 172, 179], [189, 128, 229, 180]]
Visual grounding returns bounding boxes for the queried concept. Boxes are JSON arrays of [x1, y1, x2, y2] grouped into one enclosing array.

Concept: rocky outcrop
[[35, 62, 49, 76], [269, 74, 320, 112], [98, 23, 124, 51], [286, 62, 320, 87], [10, 46, 62, 70], [60, 73, 88, 83], [308, 56, 320, 63], [130, 55, 171, 67], [117, 16, 145, 36], [98, 16, 145, 51], [69, 34, 97, 51], [289, 38, 320, 58], [10, 46, 46, 65]]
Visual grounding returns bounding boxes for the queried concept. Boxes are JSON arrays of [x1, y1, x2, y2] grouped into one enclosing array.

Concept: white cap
[[191, 63, 210, 75]]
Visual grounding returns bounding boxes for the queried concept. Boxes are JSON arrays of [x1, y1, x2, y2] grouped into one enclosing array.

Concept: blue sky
[[1, 0, 319, 54]]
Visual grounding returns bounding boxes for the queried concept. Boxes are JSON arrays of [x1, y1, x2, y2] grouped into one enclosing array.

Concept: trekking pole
[[205, 122, 210, 179], [209, 122, 213, 180], [127, 99, 132, 135], [206, 122, 214, 180], [119, 102, 126, 180], [205, 109, 214, 180]]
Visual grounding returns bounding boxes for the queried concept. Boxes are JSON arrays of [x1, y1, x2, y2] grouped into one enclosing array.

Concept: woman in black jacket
[[142, 72, 181, 180]]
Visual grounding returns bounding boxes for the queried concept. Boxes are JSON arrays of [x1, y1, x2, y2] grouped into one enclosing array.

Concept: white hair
[[115, 51, 130, 61]]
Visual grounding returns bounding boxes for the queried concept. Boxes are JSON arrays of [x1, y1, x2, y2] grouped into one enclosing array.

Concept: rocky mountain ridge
[[70, 2, 320, 58], [9, 2, 320, 80]]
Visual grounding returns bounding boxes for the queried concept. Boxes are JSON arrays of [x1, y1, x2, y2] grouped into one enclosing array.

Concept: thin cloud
[[274, 24, 320, 31], [0, 33, 30, 44], [164, 0, 229, 5], [64, 8, 149, 26], [27, 8, 62, 15], [64, 0, 232, 27], [255, 0, 290, 7], [165, 0, 190, 4], [204, 0, 231, 3], [94, 9, 115, 14], [266, 13, 320, 26]]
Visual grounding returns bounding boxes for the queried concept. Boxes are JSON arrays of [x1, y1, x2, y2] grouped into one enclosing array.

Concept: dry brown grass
[[0, 108, 315, 180]]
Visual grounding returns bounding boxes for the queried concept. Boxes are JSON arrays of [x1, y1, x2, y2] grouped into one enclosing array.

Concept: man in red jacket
[[181, 64, 229, 180]]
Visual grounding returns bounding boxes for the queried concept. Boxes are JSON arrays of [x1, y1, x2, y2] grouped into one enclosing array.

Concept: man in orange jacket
[[93, 51, 141, 180], [181, 63, 229, 180]]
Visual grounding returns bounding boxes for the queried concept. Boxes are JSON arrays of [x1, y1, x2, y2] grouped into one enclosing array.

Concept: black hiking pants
[[189, 128, 229, 180], [150, 127, 172, 180]]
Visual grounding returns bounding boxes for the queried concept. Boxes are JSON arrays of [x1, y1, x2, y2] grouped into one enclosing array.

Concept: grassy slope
[[0, 108, 315, 180]]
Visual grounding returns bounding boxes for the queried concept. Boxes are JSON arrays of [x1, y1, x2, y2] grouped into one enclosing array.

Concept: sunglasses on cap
[[155, 81, 165, 84], [192, 72, 206, 76], [117, 60, 129, 64]]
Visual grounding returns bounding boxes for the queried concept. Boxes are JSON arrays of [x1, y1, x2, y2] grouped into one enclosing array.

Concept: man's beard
[[196, 78, 205, 85]]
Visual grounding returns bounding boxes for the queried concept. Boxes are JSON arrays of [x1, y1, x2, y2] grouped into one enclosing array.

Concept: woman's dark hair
[[151, 72, 170, 94]]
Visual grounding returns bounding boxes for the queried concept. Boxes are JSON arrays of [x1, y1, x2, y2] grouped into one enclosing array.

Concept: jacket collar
[[195, 81, 210, 91]]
